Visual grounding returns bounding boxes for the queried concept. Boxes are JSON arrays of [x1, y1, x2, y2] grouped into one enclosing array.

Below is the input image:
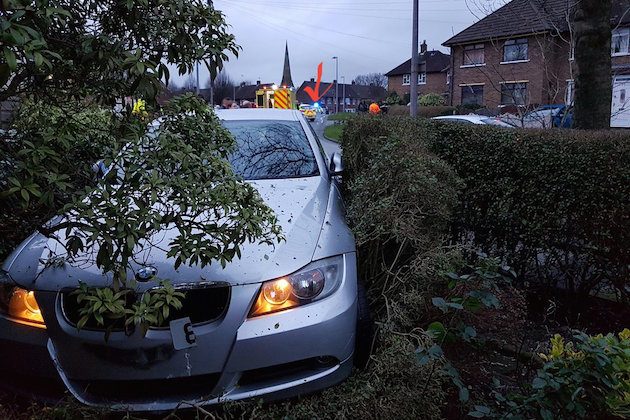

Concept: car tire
[[354, 282, 373, 369]]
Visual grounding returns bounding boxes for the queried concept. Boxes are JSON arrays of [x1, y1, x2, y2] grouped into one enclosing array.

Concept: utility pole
[[195, 64, 200, 95], [410, 0, 419, 117], [342, 76, 346, 112], [208, 0, 214, 106], [333, 56, 339, 114]]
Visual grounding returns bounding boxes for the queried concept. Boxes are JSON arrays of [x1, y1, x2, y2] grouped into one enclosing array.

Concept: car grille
[[61, 284, 230, 331], [73, 373, 222, 403]]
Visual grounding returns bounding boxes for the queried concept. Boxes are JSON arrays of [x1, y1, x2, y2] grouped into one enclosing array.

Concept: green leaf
[[532, 377, 546, 389], [3, 48, 17, 70], [432, 297, 448, 313], [34, 51, 43, 67], [427, 321, 446, 341]]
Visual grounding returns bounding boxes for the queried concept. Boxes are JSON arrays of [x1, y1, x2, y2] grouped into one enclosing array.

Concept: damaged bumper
[[0, 253, 357, 412]]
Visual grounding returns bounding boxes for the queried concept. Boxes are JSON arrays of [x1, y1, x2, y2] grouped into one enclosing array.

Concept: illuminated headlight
[[0, 270, 46, 329], [249, 255, 344, 317]]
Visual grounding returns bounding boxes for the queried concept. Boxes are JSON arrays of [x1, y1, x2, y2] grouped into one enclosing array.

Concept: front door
[[611, 76, 630, 128]]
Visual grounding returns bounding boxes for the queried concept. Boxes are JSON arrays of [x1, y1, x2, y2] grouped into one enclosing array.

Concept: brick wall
[[450, 34, 574, 109], [387, 72, 449, 98]]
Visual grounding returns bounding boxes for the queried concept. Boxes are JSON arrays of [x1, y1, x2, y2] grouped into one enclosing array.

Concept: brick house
[[443, 0, 630, 127], [385, 41, 451, 101]]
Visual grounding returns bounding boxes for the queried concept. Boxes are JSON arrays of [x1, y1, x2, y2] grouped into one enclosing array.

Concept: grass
[[328, 112, 355, 122], [324, 123, 344, 142]]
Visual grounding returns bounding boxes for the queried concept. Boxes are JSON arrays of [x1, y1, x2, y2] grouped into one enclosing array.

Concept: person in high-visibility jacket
[[369, 102, 381, 115]]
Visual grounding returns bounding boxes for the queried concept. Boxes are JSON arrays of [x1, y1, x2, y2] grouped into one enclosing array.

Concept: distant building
[[296, 80, 387, 110], [385, 41, 451, 101]]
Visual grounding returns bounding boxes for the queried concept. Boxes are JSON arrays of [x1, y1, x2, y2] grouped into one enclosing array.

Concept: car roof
[[433, 115, 486, 123], [215, 109, 301, 121]]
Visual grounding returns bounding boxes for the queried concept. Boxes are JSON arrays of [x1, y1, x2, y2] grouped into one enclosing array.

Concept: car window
[[223, 120, 319, 180]]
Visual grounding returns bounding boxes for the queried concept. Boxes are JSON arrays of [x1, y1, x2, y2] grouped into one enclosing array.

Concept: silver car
[[0, 109, 370, 411]]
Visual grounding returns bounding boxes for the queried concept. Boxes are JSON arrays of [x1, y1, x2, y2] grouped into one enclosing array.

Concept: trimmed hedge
[[341, 116, 630, 299]]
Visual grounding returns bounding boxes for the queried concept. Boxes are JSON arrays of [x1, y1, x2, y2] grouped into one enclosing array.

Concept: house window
[[463, 44, 485, 65], [402, 74, 411, 85], [612, 28, 630, 56], [446, 69, 451, 85], [566, 80, 575, 105], [501, 82, 528, 105], [418, 72, 426, 85], [461, 85, 483, 106], [503, 38, 528, 62]]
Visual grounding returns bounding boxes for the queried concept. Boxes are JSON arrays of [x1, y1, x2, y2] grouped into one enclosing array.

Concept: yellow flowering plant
[[500, 329, 630, 419]]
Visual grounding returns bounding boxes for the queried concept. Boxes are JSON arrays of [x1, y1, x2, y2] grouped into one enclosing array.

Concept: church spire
[[281, 42, 294, 88]]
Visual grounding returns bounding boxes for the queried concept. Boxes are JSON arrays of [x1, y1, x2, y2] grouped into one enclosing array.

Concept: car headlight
[[249, 255, 344, 317], [0, 270, 46, 329]]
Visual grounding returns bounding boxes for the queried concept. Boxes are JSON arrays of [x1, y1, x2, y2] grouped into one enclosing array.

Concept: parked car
[[432, 114, 515, 127], [0, 109, 371, 411], [523, 105, 573, 128]]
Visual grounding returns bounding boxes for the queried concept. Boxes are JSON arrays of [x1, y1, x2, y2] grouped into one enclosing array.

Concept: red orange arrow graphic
[[304, 62, 334, 103]]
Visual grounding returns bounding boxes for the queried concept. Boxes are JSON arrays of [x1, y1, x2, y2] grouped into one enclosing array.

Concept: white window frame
[[500, 81, 529, 106], [460, 83, 484, 106], [502, 38, 529, 63], [418, 72, 426, 85], [611, 28, 630, 56], [402, 74, 411, 85], [462, 43, 485, 67]]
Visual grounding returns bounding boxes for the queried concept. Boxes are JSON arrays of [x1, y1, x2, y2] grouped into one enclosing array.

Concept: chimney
[[421, 40, 427, 53], [310, 77, 315, 82], [333, 79, 337, 84], [352, 81, 356, 85]]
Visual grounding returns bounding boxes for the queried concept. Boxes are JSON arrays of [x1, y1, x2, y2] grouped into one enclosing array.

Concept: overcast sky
[[180, 0, 504, 88]]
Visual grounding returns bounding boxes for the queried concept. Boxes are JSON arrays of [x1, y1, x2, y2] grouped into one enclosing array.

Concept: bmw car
[[0, 109, 370, 411]]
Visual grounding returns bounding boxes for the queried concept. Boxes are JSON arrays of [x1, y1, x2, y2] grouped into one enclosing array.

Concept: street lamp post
[[332, 56, 339, 114], [410, 0, 419, 117], [341, 76, 346, 113]]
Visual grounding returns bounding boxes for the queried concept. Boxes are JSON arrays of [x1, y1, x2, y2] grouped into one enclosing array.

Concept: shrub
[[498, 330, 630, 419], [429, 123, 630, 300], [0, 100, 118, 259], [385, 90, 403, 105], [419, 92, 446, 106], [386, 105, 455, 118], [342, 116, 630, 300]]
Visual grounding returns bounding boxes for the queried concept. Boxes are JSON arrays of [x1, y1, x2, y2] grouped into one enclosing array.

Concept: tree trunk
[[573, 0, 612, 129]]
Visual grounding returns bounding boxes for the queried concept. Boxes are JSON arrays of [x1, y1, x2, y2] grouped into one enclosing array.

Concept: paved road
[[309, 115, 341, 158]]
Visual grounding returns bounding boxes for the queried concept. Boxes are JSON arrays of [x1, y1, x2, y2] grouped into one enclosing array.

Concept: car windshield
[[223, 120, 319, 180]]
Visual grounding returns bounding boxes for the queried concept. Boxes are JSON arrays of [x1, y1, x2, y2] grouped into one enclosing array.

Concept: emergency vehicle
[[255, 84, 297, 110]]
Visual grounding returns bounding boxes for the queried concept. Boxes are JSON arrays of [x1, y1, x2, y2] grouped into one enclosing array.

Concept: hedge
[[341, 116, 630, 300]]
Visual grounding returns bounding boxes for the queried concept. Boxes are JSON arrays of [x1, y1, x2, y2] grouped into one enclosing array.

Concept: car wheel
[[354, 281, 373, 369]]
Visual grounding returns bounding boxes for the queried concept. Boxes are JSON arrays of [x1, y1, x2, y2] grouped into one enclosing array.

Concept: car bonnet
[[2, 177, 331, 292]]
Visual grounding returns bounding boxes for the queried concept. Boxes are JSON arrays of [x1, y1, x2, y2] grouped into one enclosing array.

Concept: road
[[310, 115, 341, 158]]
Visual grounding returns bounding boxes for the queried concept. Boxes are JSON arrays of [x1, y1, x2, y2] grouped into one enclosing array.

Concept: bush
[[385, 105, 455, 118], [342, 116, 630, 300], [419, 92, 446, 106], [429, 123, 630, 299], [499, 330, 630, 418], [0, 100, 118, 259]]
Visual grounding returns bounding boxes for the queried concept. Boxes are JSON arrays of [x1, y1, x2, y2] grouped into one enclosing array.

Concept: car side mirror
[[329, 152, 343, 176]]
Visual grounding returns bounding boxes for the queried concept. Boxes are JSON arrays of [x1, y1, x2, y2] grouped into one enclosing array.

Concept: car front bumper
[[0, 253, 357, 412]]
